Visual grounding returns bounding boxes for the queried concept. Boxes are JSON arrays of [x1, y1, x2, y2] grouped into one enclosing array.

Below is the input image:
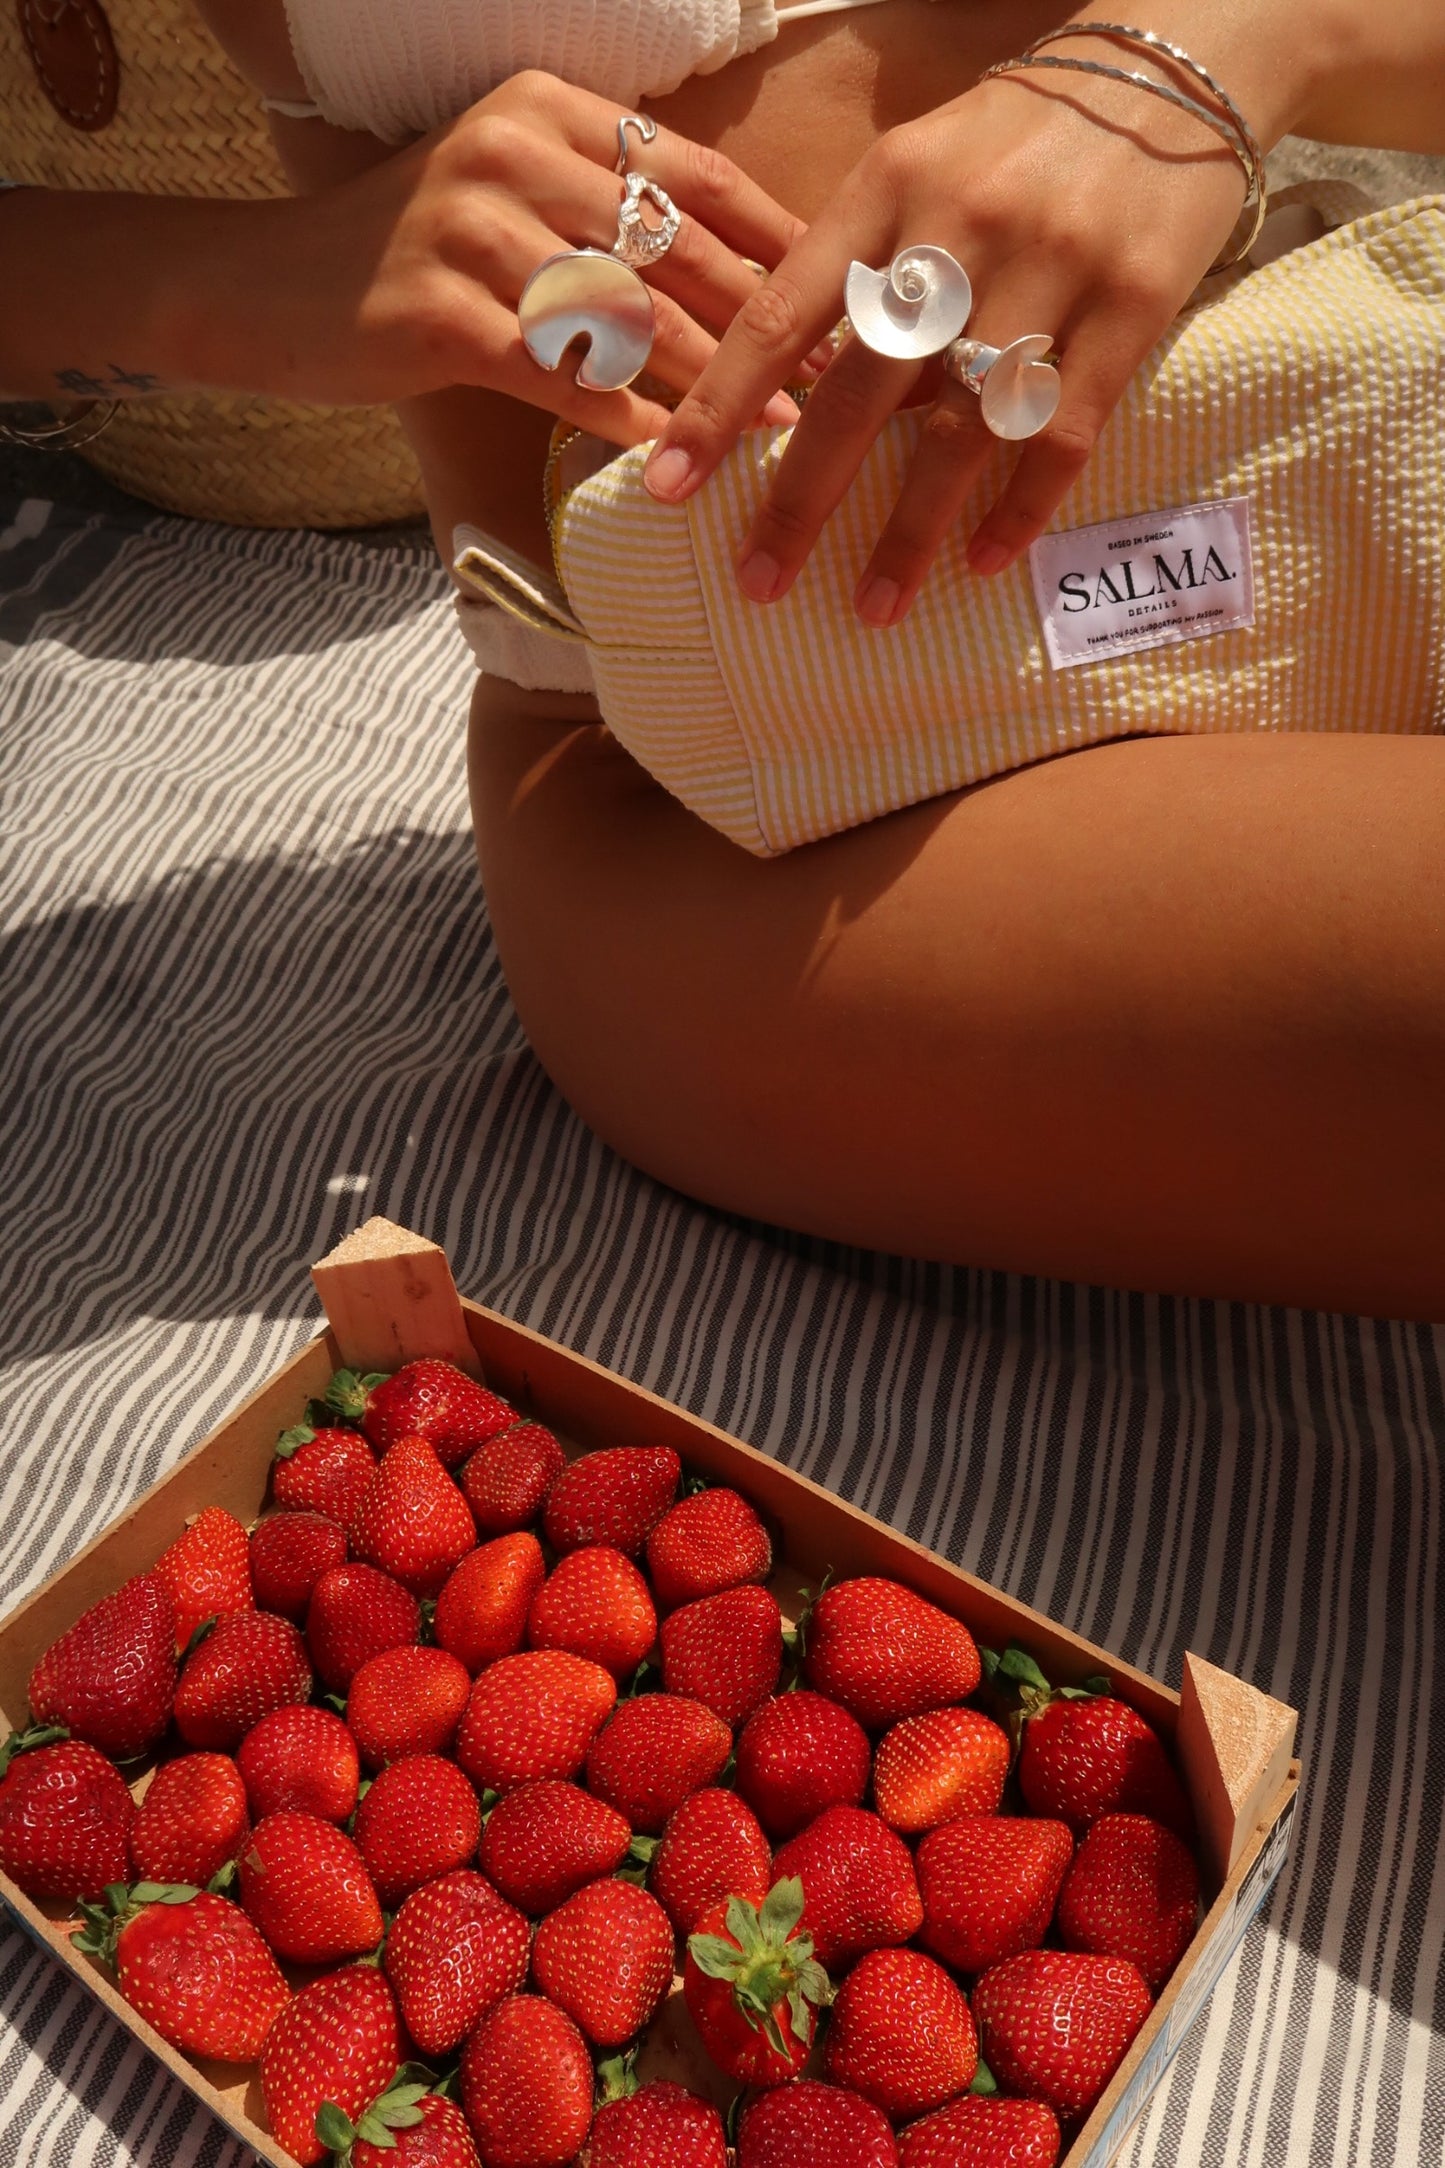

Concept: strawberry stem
[[0, 1723, 69, 1779], [687, 1877, 832, 2060]]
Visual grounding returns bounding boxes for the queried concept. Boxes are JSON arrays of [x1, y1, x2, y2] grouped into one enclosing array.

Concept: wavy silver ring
[[613, 170, 682, 269], [614, 113, 657, 174]]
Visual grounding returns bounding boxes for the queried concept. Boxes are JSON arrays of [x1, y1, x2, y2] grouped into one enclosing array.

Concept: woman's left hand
[[639, 64, 1263, 624]]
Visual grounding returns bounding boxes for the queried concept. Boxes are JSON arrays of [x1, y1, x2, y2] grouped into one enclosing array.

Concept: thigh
[[470, 682, 1445, 1319]]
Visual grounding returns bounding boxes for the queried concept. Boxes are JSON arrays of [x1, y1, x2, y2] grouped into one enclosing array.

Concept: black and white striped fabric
[[1, 493, 1441, 2168]]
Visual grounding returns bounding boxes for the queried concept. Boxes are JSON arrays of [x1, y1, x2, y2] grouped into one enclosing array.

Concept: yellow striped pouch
[[554, 193, 1445, 857]]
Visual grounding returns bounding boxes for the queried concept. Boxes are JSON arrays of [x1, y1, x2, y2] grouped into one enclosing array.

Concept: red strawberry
[[272, 1424, 376, 1529], [873, 1707, 1011, 1833], [307, 1561, 420, 1694], [532, 1877, 674, 2046], [896, 2096, 1063, 2167], [736, 2080, 899, 2167], [248, 1510, 347, 1623], [173, 1610, 312, 1752], [684, 1879, 831, 2088], [328, 1359, 516, 1470], [825, 1947, 978, 2119], [351, 1436, 478, 1598], [322, 2091, 483, 2168], [346, 1644, 471, 1769], [28, 1575, 177, 1761], [802, 1579, 980, 1728], [239, 1809, 383, 1963], [772, 1805, 923, 1971], [131, 1753, 250, 1887], [74, 1885, 288, 2061], [384, 1868, 530, 2057], [260, 1963, 401, 2167], [1017, 1691, 1193, 1840], [479, 1779, 632, 1917], [659, 1586, 782, 1727], [237, 1704, 359, 1823], [455, 1650, 616, 1794], [585, 1694, 731, 1834], [459, 1993, 594, 2168], [650, 1786, 772, 1936], [971, 1951, 1153, 2121], [0, 1733, 135, 1899], [1056, 1813, 1200, 1990], [528, 1546, 657, 1682], [646, 1488, 772, 1612], [461, 1422, 568, 1537], [434, 1534, 545, 1675], [916, 1817, 1074, 1975], [154, 1508, 254, 1653], [353, 1753, 483, 1908], [734, 1691, 871, 1840], [584, 2081, 727, 2167], [543, 1446, 680, 1558]]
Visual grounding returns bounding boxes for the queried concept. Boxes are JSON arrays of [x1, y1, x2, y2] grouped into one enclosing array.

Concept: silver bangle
[[0, 401, 120, 449]]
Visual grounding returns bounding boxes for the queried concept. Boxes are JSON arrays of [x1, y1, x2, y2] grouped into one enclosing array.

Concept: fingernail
[[762, 391, 801, 427], [644, 445, 696, 501], [738, 549, 782, 602], [855, 574, 900, 627], [968, 538, 1011, 577], [797, 341, 835, 382]]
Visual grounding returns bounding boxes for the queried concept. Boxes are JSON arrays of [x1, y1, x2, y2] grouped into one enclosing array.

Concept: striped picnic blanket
[[1, 493, 1441, 2168]]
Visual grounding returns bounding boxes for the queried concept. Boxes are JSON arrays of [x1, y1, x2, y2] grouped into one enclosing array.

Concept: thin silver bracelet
[[0, 402, 121, 449]]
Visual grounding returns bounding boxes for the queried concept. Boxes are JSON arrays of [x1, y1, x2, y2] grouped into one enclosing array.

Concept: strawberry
[[660, 1586, 782, 1726], [346, 1644, 471, 1769], [971, 1951, 1153, 2121], [772, 1805, 923, 1970], [646, 1488, 772, 1612], [319, 2090, 483, 2168], [825, 1947, 977, 2119], [28, 1575, 176, 1762], [458, 1993, 595, 2168], [1055, 1813, 1200, 1990], [248, 1510, 347, 1623], [736, 2080, 900, 2167], [873, 1707, 1011, 1833], [527, 1545, 657, 1683], [460, 1422, 568, 1538], [479, 1779, 632, 1917], [650, 1786, 772, 1936], [584, 2081, 727, 2167], [543, 1446, 681, 1558], [802, 1579, 980, 1728], [353, 1753, 483, 1908], [384, 1867, 531, 2056], [272, 1424, 377, 1530], [351, 1436, 478, 1598], [532, 1878, 674, 2046], [173, 1609, 312, 1752], [74, 1884, 288, 2061], [307, 1561, 420, 1694], [916, 1817, 1074, 1975], [434, 1534, 545, 1675], [1014, 1683, 1193, 1841], [455, 1650, 616, 1794], [327, 1359, 516, 1470], [734, 1691, 871, 1840], [237, 1704, 360, 1823], [685, 1879, 831, 2088], [0, 1732, 135, 1899], [239, 1809, 383, 1963], [896, 2096, 1063, 2167], [154, 1507, 254, 1653], [131, 1752, 250, 1887], [260, 1963, 401, 2167], [585, 1694, 731, 1834]]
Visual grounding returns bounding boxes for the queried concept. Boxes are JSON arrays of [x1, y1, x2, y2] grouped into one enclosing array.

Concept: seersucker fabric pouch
[[554, 193, 1445, 858]]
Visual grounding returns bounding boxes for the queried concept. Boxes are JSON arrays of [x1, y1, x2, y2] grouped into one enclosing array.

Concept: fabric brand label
[[1029, 497, 1254, 670]]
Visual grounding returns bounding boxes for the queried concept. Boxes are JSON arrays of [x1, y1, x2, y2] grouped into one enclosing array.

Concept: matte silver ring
[[943, 334, 1062, 441]]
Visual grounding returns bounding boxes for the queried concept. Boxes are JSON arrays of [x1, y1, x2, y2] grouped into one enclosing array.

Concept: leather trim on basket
[[17, 0, 119, 133]]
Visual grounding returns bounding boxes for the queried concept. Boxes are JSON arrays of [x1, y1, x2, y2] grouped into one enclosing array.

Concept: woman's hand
[[639, 59, 1270, 620]]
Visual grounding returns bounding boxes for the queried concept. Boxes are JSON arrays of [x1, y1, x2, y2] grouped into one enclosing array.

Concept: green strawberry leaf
[[687, 1933, 744, 1980], [351, 2121, 398, 2151], [725, 1895, 765, 1954], [0, 1724, 69, 1779], [104, 1883, 130, 1915], [207, 1860, 238, 1896], [323, 1371, 374, 1425], [980, 1646, 1001, 1683], [274, 1423, 316, 1459], [970, 2055, 999, 2095], [760, 2005, 792, 2061], [758, 1876, 806, 1943], [996, 1645, 1052, 1694], [313, 2101, 357, 2157], [131, 1882, 199, 1906], [596, 2052, 638, 2105], [796, 1958, 832, 2006], [786, 1987, 815, 2045]]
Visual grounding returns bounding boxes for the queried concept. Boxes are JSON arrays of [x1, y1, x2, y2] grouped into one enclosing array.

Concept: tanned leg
[[471, 684, 1445, 1320]]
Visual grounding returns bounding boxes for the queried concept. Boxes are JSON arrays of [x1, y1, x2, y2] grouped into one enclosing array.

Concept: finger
[[735, 334, 917, 602], [852, 374, 996, 625]]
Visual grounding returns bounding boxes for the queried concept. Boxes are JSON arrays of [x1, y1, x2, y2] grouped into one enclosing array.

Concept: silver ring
[[943, 334, 1061, 440], [612, 170, 682, 269], [614, 113, 657, 175], [844, 246, 973, 360]]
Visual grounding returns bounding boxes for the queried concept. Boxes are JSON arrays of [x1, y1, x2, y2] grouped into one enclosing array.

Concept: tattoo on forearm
[[54, 362, 167, 398]]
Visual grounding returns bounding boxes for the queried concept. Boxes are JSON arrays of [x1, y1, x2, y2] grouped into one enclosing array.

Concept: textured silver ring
[[613, 170, 682, 269]]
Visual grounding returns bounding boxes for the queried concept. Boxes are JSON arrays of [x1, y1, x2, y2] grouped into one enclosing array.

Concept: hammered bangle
[[0, 401, 121, 450]]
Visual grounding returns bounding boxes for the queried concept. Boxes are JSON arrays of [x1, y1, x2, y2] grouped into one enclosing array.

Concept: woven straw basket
[[0, 0, 424, 527]]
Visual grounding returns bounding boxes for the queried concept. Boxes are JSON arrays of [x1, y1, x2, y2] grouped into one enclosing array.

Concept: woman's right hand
[[263, 70, 807, 443]]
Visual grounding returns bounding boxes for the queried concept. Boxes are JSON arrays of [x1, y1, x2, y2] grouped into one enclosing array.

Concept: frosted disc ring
[[518, 250, 656, 393], [844, 245, 974, 361], [944, 333, 1062, 441]]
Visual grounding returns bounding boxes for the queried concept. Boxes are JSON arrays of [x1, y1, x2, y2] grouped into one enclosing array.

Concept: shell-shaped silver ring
[[517, 250, 657, 392], [613, 171, 682, 270], [944, 334, 1062, 440], [844, 245, 973, 361]]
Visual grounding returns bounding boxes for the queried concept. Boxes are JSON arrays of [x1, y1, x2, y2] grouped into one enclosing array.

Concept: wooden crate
[[0, 1220, 1300, 2168]]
